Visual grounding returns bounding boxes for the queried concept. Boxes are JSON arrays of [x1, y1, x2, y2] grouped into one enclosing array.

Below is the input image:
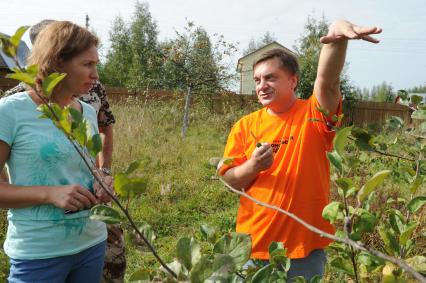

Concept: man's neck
[[266, 95, 297, 116]]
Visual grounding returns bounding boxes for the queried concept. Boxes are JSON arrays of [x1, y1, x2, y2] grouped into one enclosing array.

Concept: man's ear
[[291, 75, 298, 91]]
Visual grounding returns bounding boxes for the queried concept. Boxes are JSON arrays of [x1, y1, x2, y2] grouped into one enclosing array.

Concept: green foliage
[[99, 2, 162, 90], [90, 204, 122, 224], [322, 104, 426, 281], [357, 170, 391, 202], [42, 72, 67, 97], [161, 20, 237, 108], [369, 81, 395, 102], [213, 232, 252, 270], [0, 26, 29, 58], [322, 201, 344, 224]]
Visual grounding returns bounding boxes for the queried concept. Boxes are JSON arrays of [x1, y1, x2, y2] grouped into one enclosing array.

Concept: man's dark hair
[[253, 48, 300, 77], [29, 19, 55, 44]]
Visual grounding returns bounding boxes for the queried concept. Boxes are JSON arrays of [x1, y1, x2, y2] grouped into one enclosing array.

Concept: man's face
[[253, 58, 298, 110]]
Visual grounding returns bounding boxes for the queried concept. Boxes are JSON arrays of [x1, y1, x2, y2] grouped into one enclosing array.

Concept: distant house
[[0, 34, 30, 92], [236, 41, 295, 95]]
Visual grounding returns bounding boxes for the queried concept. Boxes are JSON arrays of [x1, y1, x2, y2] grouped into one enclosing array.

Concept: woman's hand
[[93, 175, 114, 204], [46, 184, 98, 212]]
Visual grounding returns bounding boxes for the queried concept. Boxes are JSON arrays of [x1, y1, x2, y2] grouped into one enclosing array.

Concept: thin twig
[[219, 178, 426, 282]]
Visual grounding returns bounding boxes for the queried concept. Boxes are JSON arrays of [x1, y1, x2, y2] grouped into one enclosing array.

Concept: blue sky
[[1, 0, 425, 91]]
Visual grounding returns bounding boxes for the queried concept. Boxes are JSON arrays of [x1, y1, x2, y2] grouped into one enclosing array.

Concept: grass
[[110, 96, 258, 278]]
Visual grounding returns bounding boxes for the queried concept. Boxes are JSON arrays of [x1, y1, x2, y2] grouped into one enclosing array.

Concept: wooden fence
[[106, 87, 412, 126], [0, 82, 413, 126], [343, 101, 411, 126]]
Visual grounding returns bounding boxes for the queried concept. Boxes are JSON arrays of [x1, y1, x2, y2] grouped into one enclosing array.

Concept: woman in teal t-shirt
[[0, 21, 111, 283]]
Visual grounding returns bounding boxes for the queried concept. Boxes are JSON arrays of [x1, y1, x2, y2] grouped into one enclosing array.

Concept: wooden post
[[181, 85, 192, 138]]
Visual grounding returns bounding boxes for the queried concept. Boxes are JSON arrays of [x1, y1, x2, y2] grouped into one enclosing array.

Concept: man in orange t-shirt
[[220, 20, 382, 280]]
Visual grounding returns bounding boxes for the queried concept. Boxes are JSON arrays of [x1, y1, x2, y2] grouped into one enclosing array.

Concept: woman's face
[[58, 45, 99, 96]]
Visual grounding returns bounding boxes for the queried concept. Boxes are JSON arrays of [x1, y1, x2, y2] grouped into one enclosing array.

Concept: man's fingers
[[255, 143, 270, 155], [353, 25, 382, 36], [361, 34, 380, 43]]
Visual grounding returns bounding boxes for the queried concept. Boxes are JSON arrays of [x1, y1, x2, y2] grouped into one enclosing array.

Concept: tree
[[243, 31, 276, 55], [407, 84, 426, 93], [98, 17, 132, 87], [160, 21, 237, 136], [127, 2, 163, 90], [293, 15, 355, 100], [370, 81, 394, 102], [99, 1, 162, 90]]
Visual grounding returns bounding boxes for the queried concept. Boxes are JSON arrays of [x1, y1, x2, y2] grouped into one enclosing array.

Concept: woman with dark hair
[[0, 21, 110, 282]]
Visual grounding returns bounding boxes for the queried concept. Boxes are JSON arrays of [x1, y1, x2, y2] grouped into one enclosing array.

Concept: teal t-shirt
[[0, 92, 106, 260]]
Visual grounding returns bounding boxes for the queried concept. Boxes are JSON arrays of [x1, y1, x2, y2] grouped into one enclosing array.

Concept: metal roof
[[0, 33, 30, 70]]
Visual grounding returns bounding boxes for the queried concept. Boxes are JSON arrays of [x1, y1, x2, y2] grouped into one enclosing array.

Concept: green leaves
[[89, 204, 122, 224], [322, 201, 344, 224], [0, 26, 29, 58], [315, 105, 330, 117], [406, 256, 426, 274], [213, 232, 251, 270], [411, 110, 426, 120], [87, 133, 102, 157], [42, 73, 67, 97], [357, 170, 391, 203], [6, 68, 37, 87], [128, 269, 151, 282], [334, 126, 352, 156], [351, 127, 375, 151], [378, 225, 400, 256], [251, 264, 275, 282], [10, 26, 29, 48], [190, 254, 235, 283], [330, 257, 355, 276], [114, 173, 147, 197], [335, 177, 355, 197], [126, 161, 141, 175], [200, 224, 217, 243], [407, 196, 426, 213], [327, 150, 343, 175], [386, 116, 404, 130], [353, 208, 376, 234], [176, 237, 202, 271], [268, 242, 290, 271]]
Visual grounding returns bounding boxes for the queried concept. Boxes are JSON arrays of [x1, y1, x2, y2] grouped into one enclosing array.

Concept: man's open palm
[[320, 20, 382, 44]]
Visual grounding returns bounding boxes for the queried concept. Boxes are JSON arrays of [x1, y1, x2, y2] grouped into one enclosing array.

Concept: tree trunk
[[181, 85, 192, 138]]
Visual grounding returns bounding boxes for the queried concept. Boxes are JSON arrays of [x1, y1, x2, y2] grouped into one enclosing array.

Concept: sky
[[1, 0, 426, 92]]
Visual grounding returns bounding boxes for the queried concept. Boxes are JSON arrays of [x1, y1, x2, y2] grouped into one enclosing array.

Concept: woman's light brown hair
[[27, 21, 99, 91]]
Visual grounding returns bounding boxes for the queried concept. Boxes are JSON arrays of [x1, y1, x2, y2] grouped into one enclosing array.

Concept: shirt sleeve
[[0, 98, 17, 146], [94, 82, 116, 127], [218, 119, 248, 175]]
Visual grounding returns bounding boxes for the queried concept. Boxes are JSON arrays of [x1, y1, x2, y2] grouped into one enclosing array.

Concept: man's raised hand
[[320, 20, 382, 44]]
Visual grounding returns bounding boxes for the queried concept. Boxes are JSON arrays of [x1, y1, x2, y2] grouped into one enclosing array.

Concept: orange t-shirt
[[220, 94, 340, 259]]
